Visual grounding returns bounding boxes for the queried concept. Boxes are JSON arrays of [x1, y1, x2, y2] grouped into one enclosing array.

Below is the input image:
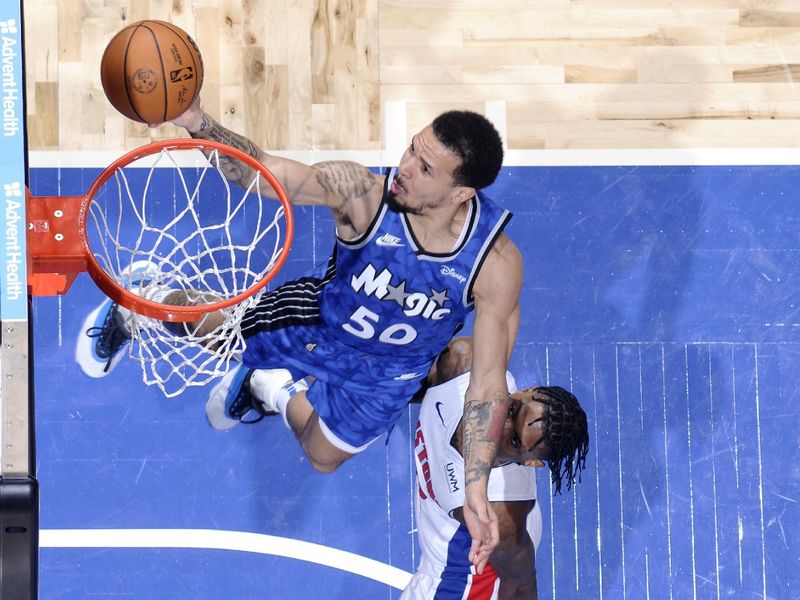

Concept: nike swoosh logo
[[435, 401, 446, 426], [393, 372, 423, 381], [376, 238, 404, 247]]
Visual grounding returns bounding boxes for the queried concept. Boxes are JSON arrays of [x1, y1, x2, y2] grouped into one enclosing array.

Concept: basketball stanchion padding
[[27, 139, 293, 397]]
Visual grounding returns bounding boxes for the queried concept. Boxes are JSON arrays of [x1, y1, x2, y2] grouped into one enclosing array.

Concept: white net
[[83, 143, 291, 397]]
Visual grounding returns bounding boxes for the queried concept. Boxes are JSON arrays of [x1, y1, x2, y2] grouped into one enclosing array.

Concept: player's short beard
[[386, 189, 424, 216]]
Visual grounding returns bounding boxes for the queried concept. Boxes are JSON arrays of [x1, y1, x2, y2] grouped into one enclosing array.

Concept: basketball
[[100, 20, 204, 124]]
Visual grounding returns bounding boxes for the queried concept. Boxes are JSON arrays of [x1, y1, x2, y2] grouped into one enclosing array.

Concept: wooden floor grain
[[22, 0, 800, 151]]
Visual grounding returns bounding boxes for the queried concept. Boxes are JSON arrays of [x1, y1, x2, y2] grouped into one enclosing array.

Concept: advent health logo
[[2, 180, 23, 304], [1, 18, 21, 138], [0, 6, 26, 321]]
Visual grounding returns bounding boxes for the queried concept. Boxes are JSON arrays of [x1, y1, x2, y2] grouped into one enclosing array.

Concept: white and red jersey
[[401, 372, 542, 600]]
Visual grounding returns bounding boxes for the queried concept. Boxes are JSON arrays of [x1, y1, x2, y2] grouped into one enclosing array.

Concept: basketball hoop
[[27, 139, 294, 396]]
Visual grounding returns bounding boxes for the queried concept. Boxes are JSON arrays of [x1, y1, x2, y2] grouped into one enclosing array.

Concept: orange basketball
[[100, 20, 204, 124]]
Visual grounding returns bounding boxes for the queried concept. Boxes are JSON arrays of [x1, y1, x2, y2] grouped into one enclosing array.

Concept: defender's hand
[[463, 485, 499, 573]]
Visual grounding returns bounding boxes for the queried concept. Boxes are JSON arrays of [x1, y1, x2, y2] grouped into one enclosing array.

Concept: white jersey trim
[[317, 414, 382, 454], [462, 208, 511, 307]]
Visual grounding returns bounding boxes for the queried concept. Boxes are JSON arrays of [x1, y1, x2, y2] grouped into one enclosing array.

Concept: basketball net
[[29, 139, 293, 397]]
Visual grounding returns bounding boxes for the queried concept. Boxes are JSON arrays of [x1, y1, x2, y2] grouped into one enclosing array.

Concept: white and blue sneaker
[[205, 365, 308, 431], [75, 260, 160, 378]]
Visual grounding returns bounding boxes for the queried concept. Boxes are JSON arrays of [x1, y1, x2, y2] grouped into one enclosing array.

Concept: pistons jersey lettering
[[319, 167, 511, 360], [414, 422, 436, 501]]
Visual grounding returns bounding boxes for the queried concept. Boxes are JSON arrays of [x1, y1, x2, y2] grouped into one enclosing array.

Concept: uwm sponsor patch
[[444, 462, 460, 493]]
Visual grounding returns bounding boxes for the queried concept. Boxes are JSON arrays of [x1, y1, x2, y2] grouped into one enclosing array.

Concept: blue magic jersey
[[319, 168, 511, 361], [240, 169, 512, 448]]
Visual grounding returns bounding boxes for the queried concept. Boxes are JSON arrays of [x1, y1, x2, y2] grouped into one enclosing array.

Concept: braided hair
[[524, 385, 589, 495]]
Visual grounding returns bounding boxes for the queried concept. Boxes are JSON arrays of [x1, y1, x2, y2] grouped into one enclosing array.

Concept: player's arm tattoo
[[314, 161, 375, 200], [462, 394, 511, 486], [313, 161, 376, 223], [188, 114, 261, 189]]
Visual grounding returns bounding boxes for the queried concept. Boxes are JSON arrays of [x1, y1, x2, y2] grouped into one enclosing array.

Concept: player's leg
[[283, 377, 402, 472], [206, 374, 361, 473], [76, 262, 226, 378], [284, 395, 356, 473], [205, 364, 308, 430], [76, 261, 163, 376], [206, 365, 392, 473]]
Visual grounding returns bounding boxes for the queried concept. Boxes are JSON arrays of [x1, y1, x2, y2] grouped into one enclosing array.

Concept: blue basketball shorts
[[241, 322, 431, 450]]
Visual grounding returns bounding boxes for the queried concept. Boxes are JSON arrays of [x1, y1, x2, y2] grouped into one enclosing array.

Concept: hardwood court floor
[[22, 0, 800, 152]]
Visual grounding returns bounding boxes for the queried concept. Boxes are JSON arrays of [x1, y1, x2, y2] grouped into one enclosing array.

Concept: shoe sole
[[75, 260, 163, 379], [75, 299, 129, 378], [205, 366, 249, 431]]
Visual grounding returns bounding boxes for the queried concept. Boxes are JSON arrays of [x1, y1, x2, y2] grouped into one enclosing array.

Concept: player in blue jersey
[[402, 337, 589, 599], [79, 97, 523, 569]]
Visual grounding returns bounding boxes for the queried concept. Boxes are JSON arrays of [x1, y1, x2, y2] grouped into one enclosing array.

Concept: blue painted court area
[[29, 164, 799, 599]]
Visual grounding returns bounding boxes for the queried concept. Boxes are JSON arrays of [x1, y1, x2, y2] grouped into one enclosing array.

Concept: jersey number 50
[[343, 306, 418, 345]]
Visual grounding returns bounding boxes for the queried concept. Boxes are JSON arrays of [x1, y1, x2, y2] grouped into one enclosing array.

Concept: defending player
[[402, 337, 589, 599]]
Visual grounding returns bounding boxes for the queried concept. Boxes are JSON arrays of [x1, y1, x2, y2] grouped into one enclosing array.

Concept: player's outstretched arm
[[462, 234, 523, 571], [170, 98, 382, 234]]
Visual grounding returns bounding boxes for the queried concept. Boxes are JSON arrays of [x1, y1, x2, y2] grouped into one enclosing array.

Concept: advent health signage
[[0, 5, 25, 321]]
